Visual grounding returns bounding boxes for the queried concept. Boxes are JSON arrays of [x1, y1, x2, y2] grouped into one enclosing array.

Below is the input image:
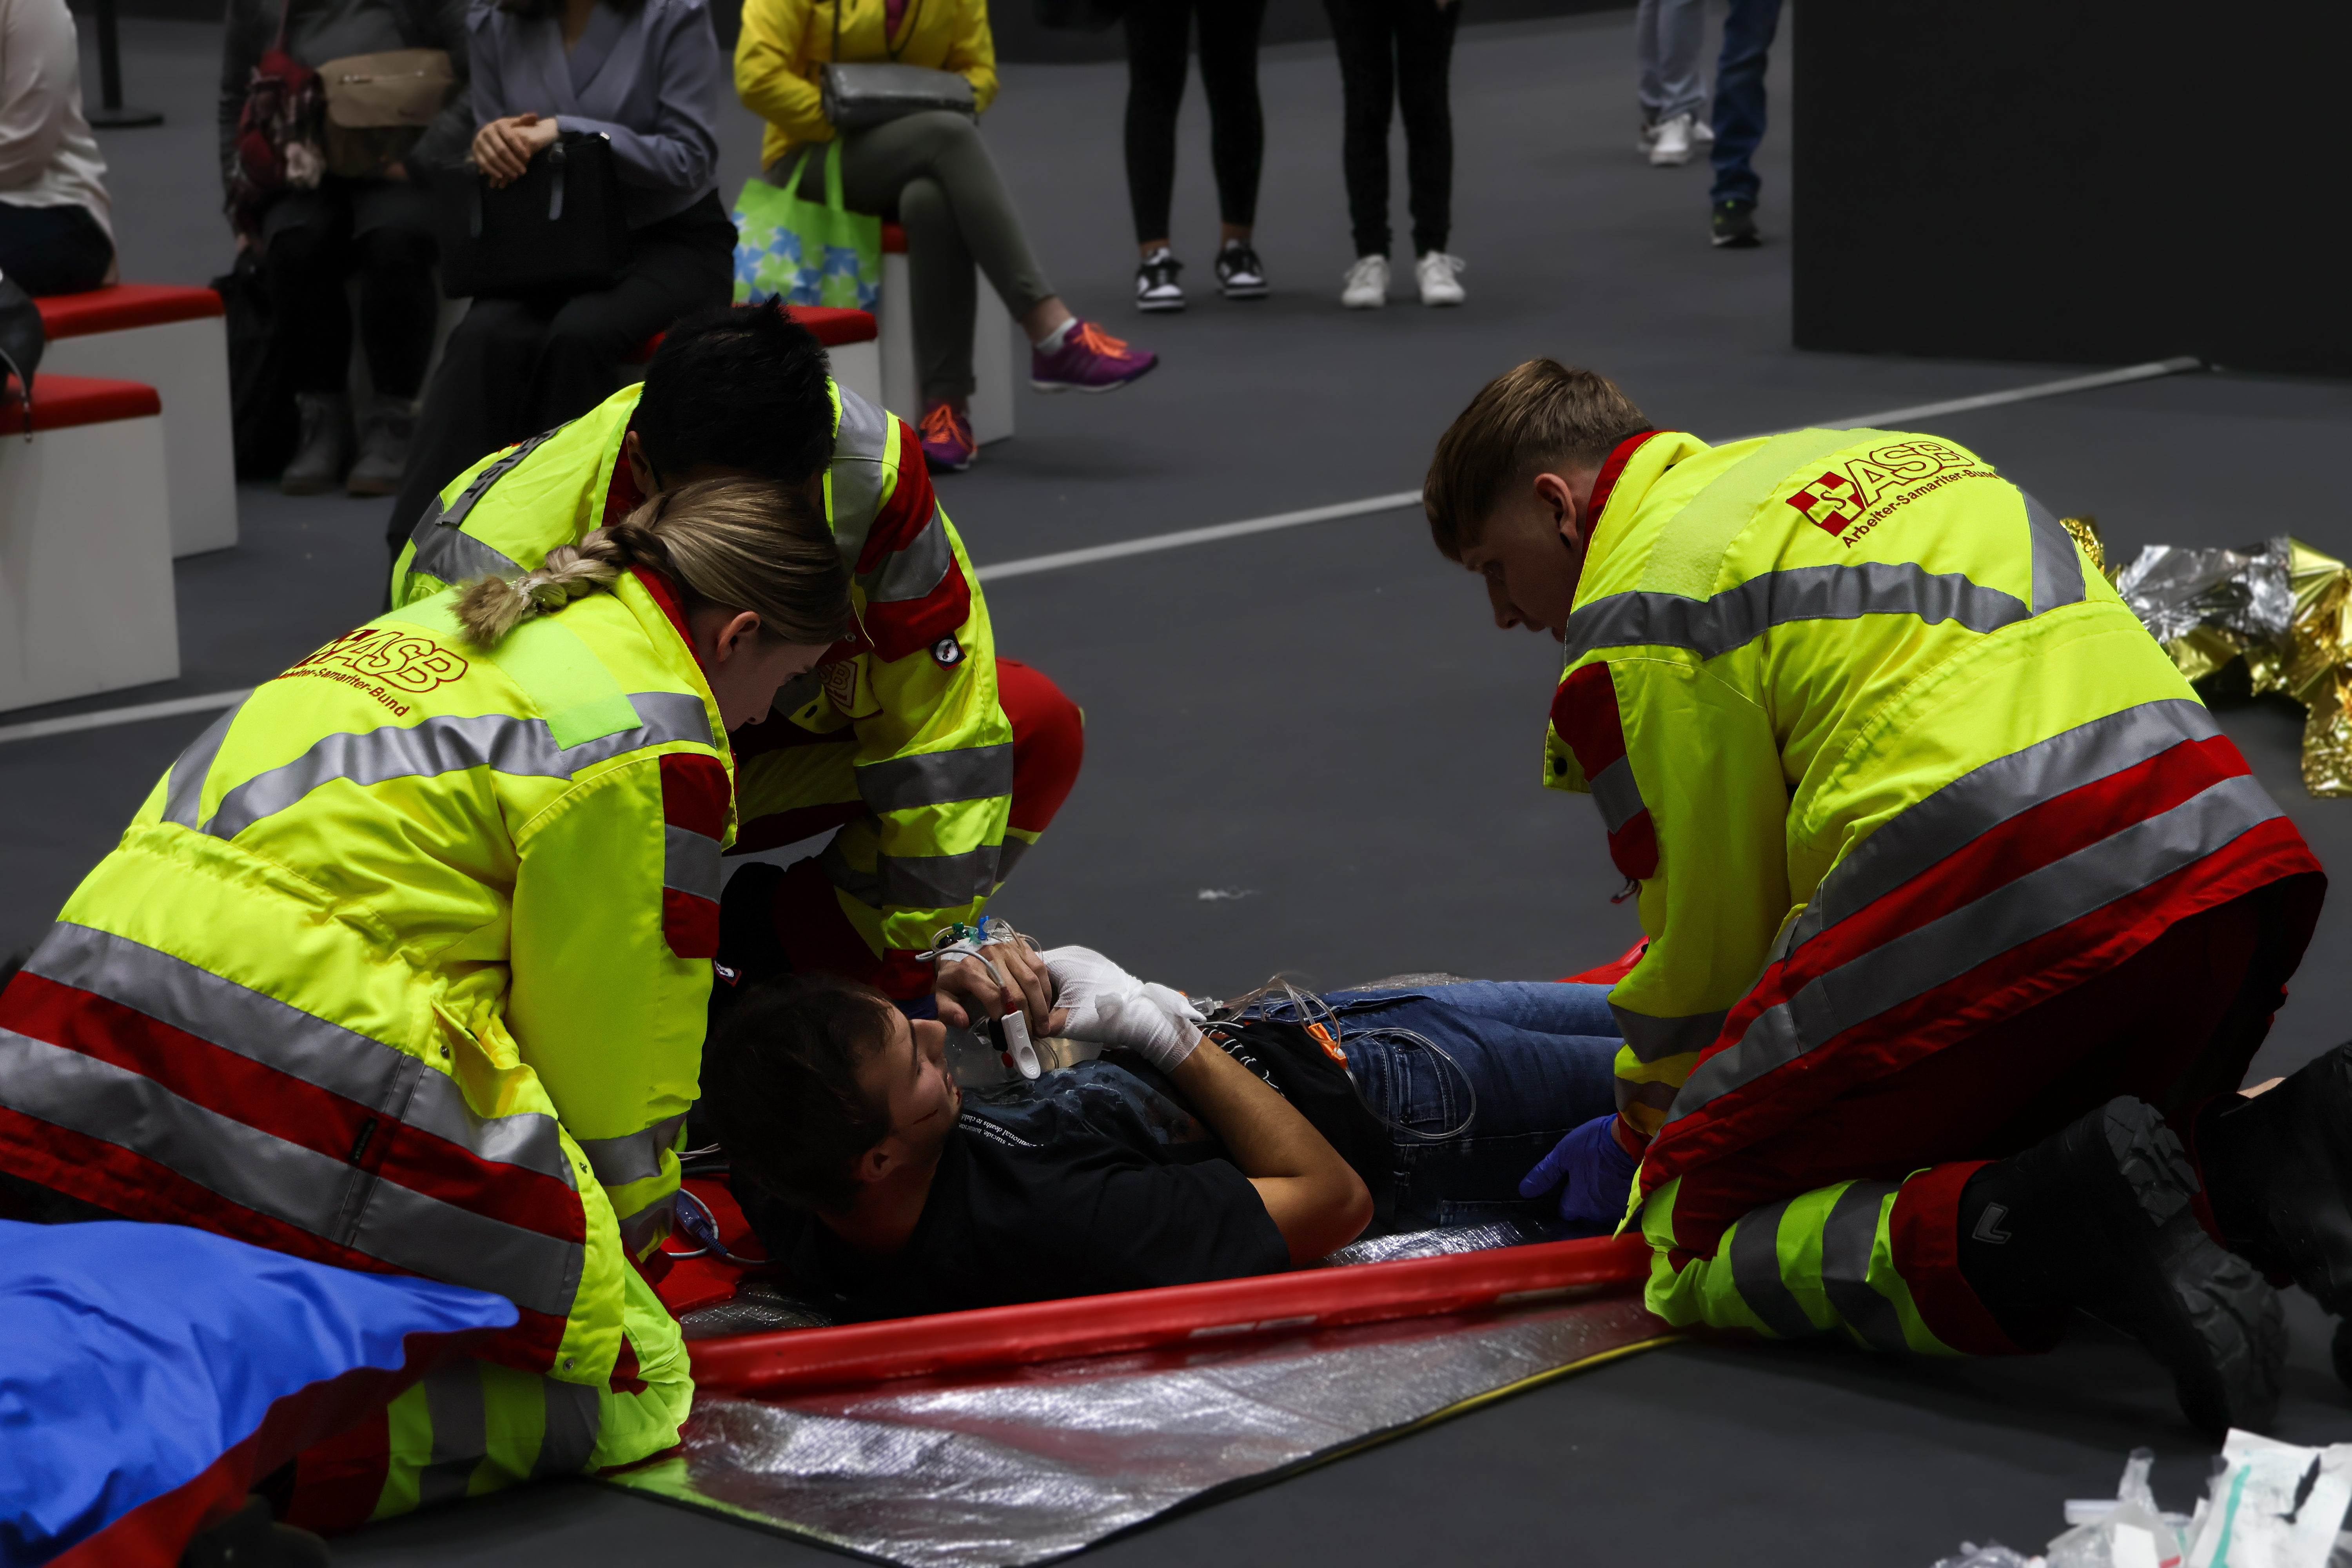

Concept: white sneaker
[[1637, 119, 1662, 154], [1691, 115, 1715, 147], [1341, 254, 1389, 309], [1649, 113, 1694, 167], [1415, 251, 1466, 307]]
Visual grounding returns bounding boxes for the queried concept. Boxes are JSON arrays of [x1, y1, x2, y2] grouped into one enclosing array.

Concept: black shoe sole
[[1711, 232, 1760, 249], [1218, 283, 1269, 300], [2071, 1099, 2285, 1437]]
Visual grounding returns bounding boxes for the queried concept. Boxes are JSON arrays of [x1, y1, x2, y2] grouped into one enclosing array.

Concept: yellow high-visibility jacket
[[734, 0, 998, 172], [0, 570, 730, 1387], [390, 379, 1013, 995], [1545, 428, 2322, 1193]]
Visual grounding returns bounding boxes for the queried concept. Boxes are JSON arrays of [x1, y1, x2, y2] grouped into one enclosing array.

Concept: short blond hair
[[1423, 359, 1651, 559], [454, 477, 851, 648]]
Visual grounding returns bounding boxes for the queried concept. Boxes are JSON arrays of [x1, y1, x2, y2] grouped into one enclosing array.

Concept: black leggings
[[261, 183, 439, 398], [1325, 0, 1459, 258], [1122, 0, 1267, 243]]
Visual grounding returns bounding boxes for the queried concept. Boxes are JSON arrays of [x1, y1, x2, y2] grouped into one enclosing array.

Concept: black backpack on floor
[[212, 249, 299, 480]]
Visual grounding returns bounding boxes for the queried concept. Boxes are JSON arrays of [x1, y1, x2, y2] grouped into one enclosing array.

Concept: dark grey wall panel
[[1792, 0, 2352, 377]]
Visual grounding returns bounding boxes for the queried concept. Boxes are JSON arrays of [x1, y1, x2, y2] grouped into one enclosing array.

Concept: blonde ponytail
[[452, 477, 850, 649]]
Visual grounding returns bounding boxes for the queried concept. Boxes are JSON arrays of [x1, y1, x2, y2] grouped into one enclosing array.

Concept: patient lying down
[[702, 946, 1627, 1322]]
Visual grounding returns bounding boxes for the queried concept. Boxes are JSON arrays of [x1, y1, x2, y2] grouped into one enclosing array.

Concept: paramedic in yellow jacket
[[390, 302, 1087, 1034], [1425, 359, 2343, 1436], [0, 480, 848, 1515]]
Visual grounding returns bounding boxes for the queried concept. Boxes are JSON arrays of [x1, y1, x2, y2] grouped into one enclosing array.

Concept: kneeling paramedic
[[0, 480, 850, 1524], [1424, 359, 2338, 1436], [389, 302, 1085, 1034]]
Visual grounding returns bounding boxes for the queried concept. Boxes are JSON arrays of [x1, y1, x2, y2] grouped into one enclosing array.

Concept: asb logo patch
[[931, 637, 964, 666], [279, 627, 470, 717], [1785, 439, 1994, 545]]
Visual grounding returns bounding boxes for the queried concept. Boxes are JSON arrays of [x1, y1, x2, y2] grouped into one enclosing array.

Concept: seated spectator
[[735, 0, 1156, 474], [392, 0, 733, 535], [706, 946, 1627, 1321], [220, 0, 470, 496], [0, 0, 114, 297]]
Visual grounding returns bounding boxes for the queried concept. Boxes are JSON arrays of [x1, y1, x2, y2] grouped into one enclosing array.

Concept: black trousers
[[0, 202, 113, 296], [1122, 0, 1267, 242], [259, 178, 439, 398], [388, 192, 735, 555], [1324, 0, 1459, 258]]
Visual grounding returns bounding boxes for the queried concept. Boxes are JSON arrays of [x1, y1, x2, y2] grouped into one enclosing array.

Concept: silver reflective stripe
[[827, 385, 893, 565], [612, 1190, 677, 1259], [0, 1029, 582, 1318], [417, 1363, 486, 1507], [856, 743, 1014, 814], [1587, 755, 1646, 836], [818, 839, 1000, 911], [1819, 1180, 1909, 1353], [1669, 772, 2285, 1125], [408, 502, 524, 589], [1785, 700, 2225, 957], [534, 1378, 603, 1478], [879, 846, 1000, 909], [575, 1112, 688, 1190], [1727, 1198, 1820, 1340], [1608, 1003, 1728, 1065], [995, 834, 1033, 884], [25, 924, 573, 1185], [662, 824, 722, 902], [2024, 492, 2086, 615], [860, 508, 952, 604], [1564, 563, 2031, 665], [200, 693, 713, 842], [161, 702, 247, 829], [439, 424, 567, 530]]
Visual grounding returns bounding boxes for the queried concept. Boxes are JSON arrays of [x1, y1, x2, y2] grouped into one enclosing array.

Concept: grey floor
[[20, 6, 2352, 1563]]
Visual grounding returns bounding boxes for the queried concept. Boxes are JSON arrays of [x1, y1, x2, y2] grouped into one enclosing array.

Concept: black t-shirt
[[737, 1059, 1293, 1322]]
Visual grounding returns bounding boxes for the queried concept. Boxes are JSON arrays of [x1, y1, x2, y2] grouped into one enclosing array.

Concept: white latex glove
[[1042, 946, 1203, 1074]]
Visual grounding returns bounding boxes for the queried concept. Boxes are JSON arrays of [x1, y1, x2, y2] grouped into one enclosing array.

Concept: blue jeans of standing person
[[1708, 0, 1784, 207], [1319, 982, 1624, 1233], [1635, 0, 1706, 128]]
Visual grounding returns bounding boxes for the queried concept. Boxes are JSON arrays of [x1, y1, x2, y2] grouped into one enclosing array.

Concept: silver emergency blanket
[[612, 1293, 1666, 1568], [2113, 537, 2296, 646]]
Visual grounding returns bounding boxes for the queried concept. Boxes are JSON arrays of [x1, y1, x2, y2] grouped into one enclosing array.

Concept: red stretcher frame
[[683, 940, 1662, 1397]]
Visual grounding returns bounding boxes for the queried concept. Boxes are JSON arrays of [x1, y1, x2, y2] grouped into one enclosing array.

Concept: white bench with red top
[[38, 285, 238, 558], [0, 376, 180, 713], [619, 305, 882, 418], [878, 221, 1014, 446]]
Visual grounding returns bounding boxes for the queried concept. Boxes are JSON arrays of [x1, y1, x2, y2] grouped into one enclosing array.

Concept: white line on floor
[[0, 357, 2203, 748], [0, 689, 249, 747], [975, 356, 2200, 584]]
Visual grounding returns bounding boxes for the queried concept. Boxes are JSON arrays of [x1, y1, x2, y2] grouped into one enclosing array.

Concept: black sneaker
[[2203, 1041, 2352, 1317], [1135, 247, 1185, 313], [1215, 240, 1268, 300], [1963, 1096, 2284, 1437], [1711, 200, 1760, 249]]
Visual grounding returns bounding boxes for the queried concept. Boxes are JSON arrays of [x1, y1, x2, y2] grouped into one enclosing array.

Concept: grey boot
[[280, 392, 350, 496], [345, 392, 415, 497]]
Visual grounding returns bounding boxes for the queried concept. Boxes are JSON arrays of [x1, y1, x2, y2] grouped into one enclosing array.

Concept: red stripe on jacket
[[1552, 661, 1659, 881]]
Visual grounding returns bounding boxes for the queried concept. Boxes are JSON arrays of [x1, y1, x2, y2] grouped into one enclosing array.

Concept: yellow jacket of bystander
[[735, 0, 998, 171]]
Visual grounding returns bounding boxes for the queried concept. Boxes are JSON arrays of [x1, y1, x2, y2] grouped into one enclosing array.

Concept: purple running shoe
[[1031, 319, 1157, 394], [917, 401, 977, 472]]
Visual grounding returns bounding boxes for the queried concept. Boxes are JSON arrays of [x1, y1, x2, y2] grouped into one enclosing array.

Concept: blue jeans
[[1708, 0, 1783, 207], [1315, 983, 1623, 1234]]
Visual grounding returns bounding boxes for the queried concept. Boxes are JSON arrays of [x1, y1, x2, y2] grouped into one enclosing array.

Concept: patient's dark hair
[[704, 974, 898, 1217]]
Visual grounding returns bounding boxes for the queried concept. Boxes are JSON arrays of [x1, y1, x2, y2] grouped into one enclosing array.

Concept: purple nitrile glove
[[1519, 1113, 1640, 1231]]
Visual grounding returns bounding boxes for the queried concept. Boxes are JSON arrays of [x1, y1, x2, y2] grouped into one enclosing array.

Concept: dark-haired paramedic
[[389, 302, 1085, 1027], [1424, 358, 2341, 1437]]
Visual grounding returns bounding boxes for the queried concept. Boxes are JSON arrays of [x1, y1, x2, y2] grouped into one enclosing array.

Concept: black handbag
[[434, 131, 630, 298], [0, 270, 43, 432], [211, 250, 301, 478]]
